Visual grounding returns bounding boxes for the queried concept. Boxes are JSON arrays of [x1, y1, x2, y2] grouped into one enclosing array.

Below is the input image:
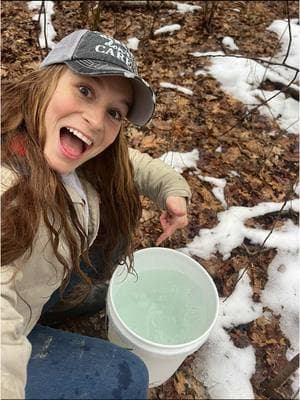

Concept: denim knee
[[110, 348, 149, 399]]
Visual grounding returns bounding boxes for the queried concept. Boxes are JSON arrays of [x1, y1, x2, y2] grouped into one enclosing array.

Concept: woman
[[1, 30, 191, 399]]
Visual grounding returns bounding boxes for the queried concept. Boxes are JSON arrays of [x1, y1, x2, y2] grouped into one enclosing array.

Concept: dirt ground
[[1, 1, 299, 399]]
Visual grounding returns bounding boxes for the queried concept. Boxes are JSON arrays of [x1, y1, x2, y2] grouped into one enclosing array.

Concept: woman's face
[[43, 69, 133, 174]]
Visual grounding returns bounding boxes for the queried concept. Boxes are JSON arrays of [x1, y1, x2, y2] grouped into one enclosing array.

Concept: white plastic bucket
[[107, 247, 219, 387]]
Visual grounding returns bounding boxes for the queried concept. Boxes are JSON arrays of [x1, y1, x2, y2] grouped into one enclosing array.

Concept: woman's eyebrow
[[88, 76, 132, 110]]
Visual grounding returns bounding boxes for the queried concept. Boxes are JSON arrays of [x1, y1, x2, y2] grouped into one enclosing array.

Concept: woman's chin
[[45, 156, 76, 175]]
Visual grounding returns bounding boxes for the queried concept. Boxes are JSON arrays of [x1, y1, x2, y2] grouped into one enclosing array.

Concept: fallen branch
[[260, 79, 299, 101], [99, 1, 179, 9], [263, 353, 299, 397], [36, 0, 48, 56]]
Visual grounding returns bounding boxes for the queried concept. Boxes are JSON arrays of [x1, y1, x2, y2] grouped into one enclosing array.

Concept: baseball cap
[[41, 30, 155, 126]]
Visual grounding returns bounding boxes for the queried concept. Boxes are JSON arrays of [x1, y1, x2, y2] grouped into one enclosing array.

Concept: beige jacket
[[1, 148, 191, 399]]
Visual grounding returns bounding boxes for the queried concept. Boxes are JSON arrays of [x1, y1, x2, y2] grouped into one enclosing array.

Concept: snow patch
[[160, 149, 199, 173], [196, 173, 227, 209], [127, 37, 140, 50], [192, 272, 262, 399], [184, 199, 300, 260], [160, 82, 193, 95], [172, 2, 201, 13], [154, 24, 181, 35], [222, 36, 239, 51]]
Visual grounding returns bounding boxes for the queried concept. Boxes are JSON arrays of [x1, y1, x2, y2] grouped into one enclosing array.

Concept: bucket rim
[[108, 247, 220, 350]]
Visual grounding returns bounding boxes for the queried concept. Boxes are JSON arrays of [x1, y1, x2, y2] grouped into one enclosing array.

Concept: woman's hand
[[156, 196, 188, 245]]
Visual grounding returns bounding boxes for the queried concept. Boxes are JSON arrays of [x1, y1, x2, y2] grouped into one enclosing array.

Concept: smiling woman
[[1, 30, 192, 400], [43, 70, 133, 174]]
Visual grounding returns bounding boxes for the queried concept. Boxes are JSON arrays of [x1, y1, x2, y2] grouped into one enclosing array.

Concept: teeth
[[66, 127, 93, 146]]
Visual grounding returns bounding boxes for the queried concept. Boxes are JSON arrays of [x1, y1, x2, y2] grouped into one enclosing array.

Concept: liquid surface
[[113, 269, 211, 345]]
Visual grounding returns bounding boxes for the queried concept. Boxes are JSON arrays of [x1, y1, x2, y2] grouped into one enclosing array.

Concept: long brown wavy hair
[[1, 65, 142, 294]]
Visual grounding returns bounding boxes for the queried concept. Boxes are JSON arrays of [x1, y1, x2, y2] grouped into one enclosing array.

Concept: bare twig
[[260, 200, 290, 248], [36, 0, 45, 57], [40, 0, 49, 53], [43, 2, 49, 53], [36, 0, 49, 55], [92, 1, 102, 31], [223, 265, 251, 302], [281, 118, 300, 132], [202, 1, 219, 33], [148, 1, 164, 39], [282, 0, 292, 64]]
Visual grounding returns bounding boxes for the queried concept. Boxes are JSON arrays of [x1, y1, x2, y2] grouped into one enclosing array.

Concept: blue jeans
[[26, 325, 149, 399], [27, 244, 149, 399]]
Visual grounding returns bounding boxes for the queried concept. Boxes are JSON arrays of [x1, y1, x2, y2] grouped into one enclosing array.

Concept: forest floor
[[1, 1, 299, 399]]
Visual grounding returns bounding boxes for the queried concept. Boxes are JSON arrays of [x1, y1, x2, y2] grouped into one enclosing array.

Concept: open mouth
[[59, 126, 93, 158]]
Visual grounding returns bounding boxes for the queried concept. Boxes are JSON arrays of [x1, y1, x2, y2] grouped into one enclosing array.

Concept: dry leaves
[[2, 1, 299, 399]]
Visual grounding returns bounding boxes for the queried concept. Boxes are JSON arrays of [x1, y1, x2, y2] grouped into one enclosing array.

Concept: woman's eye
[[109, 109, 123, 121], [79, 86, 92, 97]]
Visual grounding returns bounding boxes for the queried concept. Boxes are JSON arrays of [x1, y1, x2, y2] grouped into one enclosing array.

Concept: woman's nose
[[82, 106, 105, 131]]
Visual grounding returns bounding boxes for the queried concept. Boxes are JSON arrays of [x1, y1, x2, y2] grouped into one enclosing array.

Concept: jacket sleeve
[[1, 167, 31, 399], [129, 148, 192, 209], [1, 266, 31, 399]]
